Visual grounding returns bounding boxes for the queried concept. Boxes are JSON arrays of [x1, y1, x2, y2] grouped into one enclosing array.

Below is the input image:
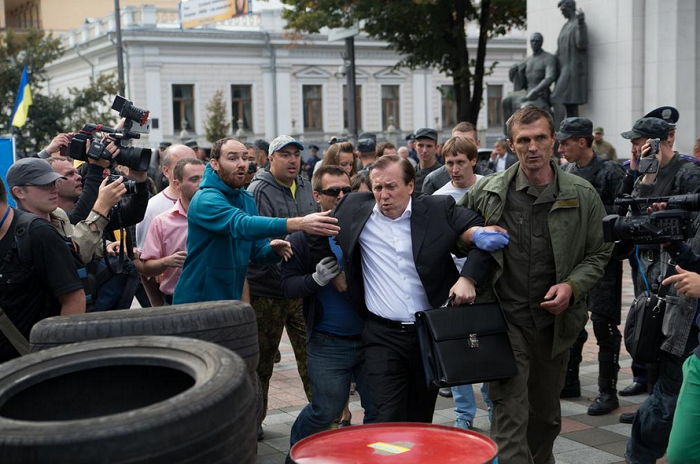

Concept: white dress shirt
[[495, 154, 507, 172], [358, 198, 432, 322]]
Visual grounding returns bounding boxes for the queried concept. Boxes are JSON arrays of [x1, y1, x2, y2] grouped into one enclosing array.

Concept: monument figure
[[552, 0, 588, 121], [501, 32, 558, 134]]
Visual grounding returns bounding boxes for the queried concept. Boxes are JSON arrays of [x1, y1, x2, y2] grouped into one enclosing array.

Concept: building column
[[144, 61, 163, 144]]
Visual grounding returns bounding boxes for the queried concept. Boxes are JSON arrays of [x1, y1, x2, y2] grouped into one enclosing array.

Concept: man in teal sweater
[[173, 137, 339, 304]]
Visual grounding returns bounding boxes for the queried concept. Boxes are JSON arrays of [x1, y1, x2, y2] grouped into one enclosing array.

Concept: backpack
[[13, 211, 95, 310], [87, 241, 140, 312]]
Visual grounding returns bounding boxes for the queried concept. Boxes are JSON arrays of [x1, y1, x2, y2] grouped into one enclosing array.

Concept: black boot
[[588, 350, 620, 416], [561, 329, 587, 398], [587, 384, 619, 415]]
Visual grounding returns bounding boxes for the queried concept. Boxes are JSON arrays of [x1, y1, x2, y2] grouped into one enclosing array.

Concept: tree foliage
[[204, 89, 230, 143], [280, 0, 526, 124], [0, 29, 121, 154]]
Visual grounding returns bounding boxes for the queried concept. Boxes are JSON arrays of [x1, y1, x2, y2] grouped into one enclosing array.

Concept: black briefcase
[[624, 293, 666, 364], [415, 297, 518, 389]]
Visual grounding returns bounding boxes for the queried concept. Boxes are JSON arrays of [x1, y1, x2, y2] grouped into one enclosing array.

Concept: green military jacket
[[457, 161, 613, 358]]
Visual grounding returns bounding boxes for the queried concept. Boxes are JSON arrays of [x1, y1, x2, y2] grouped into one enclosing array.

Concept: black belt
[[367, 312, 416, 332], [313, 330, 362, 341]]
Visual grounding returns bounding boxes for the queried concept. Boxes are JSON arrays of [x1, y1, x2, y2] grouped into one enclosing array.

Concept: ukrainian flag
[[11, 65, 32, 128]]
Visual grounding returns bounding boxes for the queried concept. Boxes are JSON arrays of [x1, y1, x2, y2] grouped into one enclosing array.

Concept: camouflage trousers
[[252, 296, 312, 423]]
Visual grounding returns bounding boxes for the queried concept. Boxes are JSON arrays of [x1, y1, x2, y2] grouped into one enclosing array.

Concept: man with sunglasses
[[281, 166, 376, 447]]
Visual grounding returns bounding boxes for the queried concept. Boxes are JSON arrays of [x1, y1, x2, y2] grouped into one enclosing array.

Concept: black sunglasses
[[317, 186, 351, 197]]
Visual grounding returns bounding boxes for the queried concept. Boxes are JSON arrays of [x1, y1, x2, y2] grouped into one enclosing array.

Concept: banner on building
[[180, 0, 251, 29], [0, 136, 16, 207]]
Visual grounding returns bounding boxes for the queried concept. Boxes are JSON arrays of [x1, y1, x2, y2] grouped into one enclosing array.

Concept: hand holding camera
[[92, 175, 128, 217]]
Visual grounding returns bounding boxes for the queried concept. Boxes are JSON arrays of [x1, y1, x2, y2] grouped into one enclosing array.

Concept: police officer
[[557, 118, 626, 415]]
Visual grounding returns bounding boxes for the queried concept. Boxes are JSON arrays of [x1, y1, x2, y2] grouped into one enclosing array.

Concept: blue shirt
[[313, 238, 366, 336]]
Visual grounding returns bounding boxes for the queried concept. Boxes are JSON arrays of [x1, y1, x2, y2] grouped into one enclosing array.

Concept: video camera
[[602, 194, 700, 244], [67, 95, 152, 172]]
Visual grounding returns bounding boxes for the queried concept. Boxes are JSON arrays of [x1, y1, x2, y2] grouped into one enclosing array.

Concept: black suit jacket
[[317, 192, 492, 318], [488, 153, 518, 171]]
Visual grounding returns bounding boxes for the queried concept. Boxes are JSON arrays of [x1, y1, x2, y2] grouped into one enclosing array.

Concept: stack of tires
[[0, 301, 262, 464]]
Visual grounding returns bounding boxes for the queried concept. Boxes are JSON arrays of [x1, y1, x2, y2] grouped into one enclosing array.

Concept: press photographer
[[603, 195, 700, 463]]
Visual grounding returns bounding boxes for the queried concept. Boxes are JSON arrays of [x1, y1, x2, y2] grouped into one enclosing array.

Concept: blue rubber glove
[[472, 228, 510, 252]]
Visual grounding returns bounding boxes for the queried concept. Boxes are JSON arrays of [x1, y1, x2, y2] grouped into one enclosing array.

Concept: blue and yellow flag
[[11, 65, 32, 128]]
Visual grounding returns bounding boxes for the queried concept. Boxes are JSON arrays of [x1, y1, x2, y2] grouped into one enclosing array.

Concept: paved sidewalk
[[257, 264, 668, 464]]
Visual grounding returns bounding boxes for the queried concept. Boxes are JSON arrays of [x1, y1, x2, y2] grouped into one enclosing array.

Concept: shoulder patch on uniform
[[557, 199, 579, 208]]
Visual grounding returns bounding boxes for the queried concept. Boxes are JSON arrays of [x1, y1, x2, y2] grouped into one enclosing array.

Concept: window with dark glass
[[381, 85, 400, 130], [487, 85, 503, 128], [441, 85, 458, 127], [342, 85, 362, 130], [303, 85, 323, 131], [173, 84, 195, 133], [231, 85, 253, 131]]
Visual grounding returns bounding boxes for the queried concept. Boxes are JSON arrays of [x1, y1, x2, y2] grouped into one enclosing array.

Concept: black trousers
[[362, 316, 438, 423]]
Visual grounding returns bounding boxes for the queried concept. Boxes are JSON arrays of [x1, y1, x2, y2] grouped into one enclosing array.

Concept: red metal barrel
[[290, 423, 498, 464]]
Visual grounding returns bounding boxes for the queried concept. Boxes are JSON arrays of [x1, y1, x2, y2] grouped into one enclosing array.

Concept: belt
[[367, 312, 416, 332], [313, 330, 362, 341]]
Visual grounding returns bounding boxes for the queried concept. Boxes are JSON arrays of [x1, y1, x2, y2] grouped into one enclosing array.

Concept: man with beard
[[173, 137, 338, 306]]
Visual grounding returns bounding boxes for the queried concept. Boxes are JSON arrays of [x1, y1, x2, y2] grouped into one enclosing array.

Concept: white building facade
[[45, 3, 526, 149], [527, 0, 700, 156]]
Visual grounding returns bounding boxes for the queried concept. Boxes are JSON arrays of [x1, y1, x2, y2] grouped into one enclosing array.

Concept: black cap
[[7, 158, 65, 189], [357, 138, 376, 153], [328, 136, 348, 145], [556, 117, 593, 141], [184, 139, 198, 149], [405, 134, 416, 142], [358, 132, 376, 142], [308, 144, 320, 151], [415, 128, 438, 141], [159, 142, 172, 149], [621, 118, 671, 141], [644, 106, 679, 126]]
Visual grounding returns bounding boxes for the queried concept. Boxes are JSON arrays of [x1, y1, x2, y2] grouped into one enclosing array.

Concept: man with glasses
[[281, 165, 377, 447], [247, 135, 329, 437]]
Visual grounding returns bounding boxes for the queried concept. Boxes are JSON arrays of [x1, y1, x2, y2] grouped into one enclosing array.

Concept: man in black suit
[[488, 139, 518, 172], [315, 154, 508, 423]]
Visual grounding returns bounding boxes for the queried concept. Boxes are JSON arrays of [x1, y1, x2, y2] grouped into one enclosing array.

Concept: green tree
[[280, 0, 526, 125], [68, 74, 121, 130], [204, 89, 230, 143]]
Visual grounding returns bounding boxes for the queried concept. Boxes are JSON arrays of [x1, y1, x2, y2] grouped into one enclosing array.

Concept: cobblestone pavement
[[257, 263, 669, 464]]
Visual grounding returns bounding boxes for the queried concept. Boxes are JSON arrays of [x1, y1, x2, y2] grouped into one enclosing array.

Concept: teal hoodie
[[173, 164, 288, 304]]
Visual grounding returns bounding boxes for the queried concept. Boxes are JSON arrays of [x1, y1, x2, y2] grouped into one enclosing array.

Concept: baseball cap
[[269, 135, 304, 155], [308, 144, 320, 151], [358, 132, 376, 142], [415, 128, 438, 141], [357, 138, 376, 153], [405, 134, 416, 142], [644, 106, 679, 126], [593, 126, 604, 134], [621, 118, 671, 140], [556, 117, 593, 141], [7, 158, 65, 189]]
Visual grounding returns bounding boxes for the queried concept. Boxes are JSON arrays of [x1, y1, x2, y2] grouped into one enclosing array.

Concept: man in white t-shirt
[[134, 144, 195, 305], [433, 136, 491, 430]]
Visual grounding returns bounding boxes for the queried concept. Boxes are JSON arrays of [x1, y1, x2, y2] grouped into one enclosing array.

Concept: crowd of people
[[0, 104, 699, 464]]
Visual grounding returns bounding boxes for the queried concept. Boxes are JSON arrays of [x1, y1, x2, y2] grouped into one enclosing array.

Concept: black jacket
[[311, 192, 493, 318]]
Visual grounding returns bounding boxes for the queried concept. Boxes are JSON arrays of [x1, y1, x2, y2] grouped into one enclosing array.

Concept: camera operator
[[35, 133, 71, 159], [622, 200, 700, 464], [616, 117, 700, 400]]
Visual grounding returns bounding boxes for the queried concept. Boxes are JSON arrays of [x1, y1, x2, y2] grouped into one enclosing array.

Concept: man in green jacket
[[458, 107, 612, 464]]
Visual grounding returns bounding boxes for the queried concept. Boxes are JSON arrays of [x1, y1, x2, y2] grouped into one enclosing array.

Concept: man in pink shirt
[[140, 158, 205, 305]]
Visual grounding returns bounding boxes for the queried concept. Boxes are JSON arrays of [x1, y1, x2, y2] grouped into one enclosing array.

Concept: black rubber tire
[[0, 336, 256, 464], [29, 300, 259, 373]]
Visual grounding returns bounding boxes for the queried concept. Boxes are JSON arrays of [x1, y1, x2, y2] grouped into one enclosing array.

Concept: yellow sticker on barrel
[[367, 442, 411, 454]]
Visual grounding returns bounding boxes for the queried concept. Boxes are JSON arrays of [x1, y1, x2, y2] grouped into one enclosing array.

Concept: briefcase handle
[[441, 294, 456, 308]]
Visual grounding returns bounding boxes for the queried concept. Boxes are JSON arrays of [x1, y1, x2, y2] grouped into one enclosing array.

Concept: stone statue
[[552, 0, 588, 121], [501, 32, 558, 134]]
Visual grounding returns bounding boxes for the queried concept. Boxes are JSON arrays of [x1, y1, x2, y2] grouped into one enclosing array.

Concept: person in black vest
[[557, 117, 625, 415]]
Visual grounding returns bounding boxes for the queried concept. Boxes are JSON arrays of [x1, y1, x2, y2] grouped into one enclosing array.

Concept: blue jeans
[[626, 334, 698, 464], [452, 383, 492, 423], [290, 331, 376, 445]]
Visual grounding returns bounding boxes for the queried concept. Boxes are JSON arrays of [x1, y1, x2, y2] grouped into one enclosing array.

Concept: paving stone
[[553, 436, 589, 453], [262, 423, 292, 439], [568, 412, 623, 427], [257, 442, 279, 457], [595, 439, 629, 457], [600, 423, 633, 438], [256, 454, 288, 464], [263, 412, 297, 426], [264, 436, 291, 453], [555, 447, 622, 464], [561, 400, 591, 417], [563, 428, 628, 447]]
